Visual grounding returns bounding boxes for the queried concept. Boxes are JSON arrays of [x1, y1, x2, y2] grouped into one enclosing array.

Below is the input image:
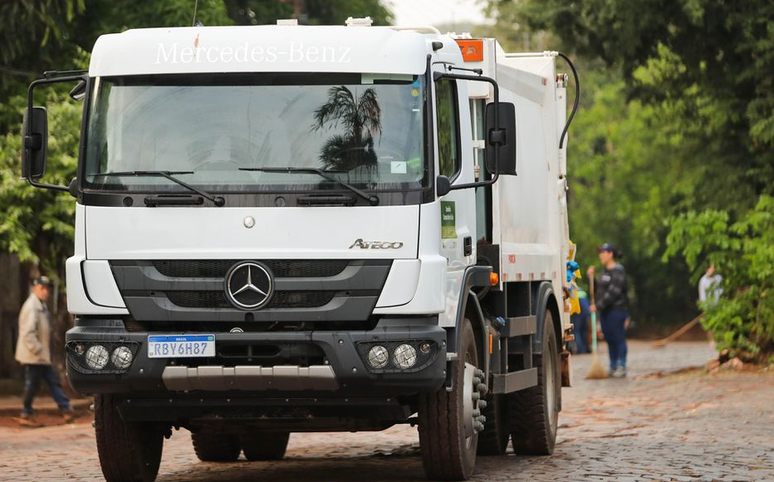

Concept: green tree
[[71, 0, 232, 52], [665, 197, 774, 362], [497, 0, 774, 198], [0, 90, 80, 277], [225, 0, 392, 26]]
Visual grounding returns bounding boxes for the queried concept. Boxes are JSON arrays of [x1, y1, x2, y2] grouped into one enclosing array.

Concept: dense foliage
[[0, 90, 80, 279], [665, 197, 774, 362], [487, 0, 774, 356]]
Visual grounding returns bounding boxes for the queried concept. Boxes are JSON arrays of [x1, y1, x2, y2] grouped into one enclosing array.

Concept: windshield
[[83, 73, 427, 193]]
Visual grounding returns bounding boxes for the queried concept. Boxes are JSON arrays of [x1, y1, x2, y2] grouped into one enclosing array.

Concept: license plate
[[147, 334, 216, 358]]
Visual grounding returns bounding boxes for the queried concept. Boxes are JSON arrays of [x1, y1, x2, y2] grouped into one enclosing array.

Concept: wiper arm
[[239, 167, 379, 206], [91, 171, 225, 207]]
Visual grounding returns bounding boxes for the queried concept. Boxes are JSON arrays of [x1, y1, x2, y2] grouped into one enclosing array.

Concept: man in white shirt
[[698, 264, 723, 305]]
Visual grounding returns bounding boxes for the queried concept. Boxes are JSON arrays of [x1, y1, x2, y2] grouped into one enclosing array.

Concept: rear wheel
[[476, 393, 509, 455], [241, 432, 290, 461], [508, 309, 561, 455], [94, 394, 164, 482], [419, 319, 485, 480], [191, 431, 241, 462]]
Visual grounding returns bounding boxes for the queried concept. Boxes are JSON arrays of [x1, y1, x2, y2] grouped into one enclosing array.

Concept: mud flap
[[560, 350, 572, 387]]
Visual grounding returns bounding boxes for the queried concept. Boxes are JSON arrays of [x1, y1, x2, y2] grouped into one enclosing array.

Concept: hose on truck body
[[557, 52, 580, 150]]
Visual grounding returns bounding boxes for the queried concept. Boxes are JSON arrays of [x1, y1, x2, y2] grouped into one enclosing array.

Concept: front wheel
[[419, 319, 485, 480], [508, 309, 561, 455], [94, 394, 164, 482]]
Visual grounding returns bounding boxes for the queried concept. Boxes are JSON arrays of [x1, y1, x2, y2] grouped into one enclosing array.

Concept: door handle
[[463, 236, 473, 256]]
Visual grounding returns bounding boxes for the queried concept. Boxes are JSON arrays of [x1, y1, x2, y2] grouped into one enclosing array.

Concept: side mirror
[[485, 102, 516, 175], [436, 175, 451, 197], [22, 106, 48, 180]]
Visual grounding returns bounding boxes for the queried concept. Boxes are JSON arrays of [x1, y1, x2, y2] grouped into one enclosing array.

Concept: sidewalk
[[0, 395, 91, 417]]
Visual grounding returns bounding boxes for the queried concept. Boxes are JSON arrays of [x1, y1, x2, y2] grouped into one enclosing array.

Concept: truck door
[[435, 75, 477, 326]]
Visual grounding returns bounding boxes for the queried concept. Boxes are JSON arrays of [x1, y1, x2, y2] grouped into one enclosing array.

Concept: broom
[[586, 272, 608, 379]]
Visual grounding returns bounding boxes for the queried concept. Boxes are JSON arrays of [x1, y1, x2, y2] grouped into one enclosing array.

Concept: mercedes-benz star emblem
[[224, 262, 274, 310]]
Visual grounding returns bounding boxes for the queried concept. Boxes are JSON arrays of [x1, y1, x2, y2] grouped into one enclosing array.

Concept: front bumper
[[65, 317, 447, 399]]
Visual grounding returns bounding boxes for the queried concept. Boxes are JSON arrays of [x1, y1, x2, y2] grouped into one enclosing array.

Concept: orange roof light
[[490, 272, 499, 286], [456, 39, 484, 62]]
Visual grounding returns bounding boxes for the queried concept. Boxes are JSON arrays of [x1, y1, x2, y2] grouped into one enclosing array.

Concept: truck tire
[[419, 318, 483, 481], [191, 431, 241, 462], [94, 394, 164, 482], [476, 393, 509, 455], [508, 309, 560, 455], [241, 432, 290, 461]]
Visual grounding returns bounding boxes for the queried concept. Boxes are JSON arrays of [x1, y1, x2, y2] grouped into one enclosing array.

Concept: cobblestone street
[[1, 341, 772, 482]]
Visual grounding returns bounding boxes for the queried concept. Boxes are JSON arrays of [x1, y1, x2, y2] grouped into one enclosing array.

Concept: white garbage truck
[[21, 18, 579, 482]]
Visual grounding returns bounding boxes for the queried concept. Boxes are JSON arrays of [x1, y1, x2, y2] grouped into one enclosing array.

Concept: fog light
[[74, 344, 86, 356], [85, 345, 109, 370], [111, 346, 133, 370], [367, 345, 390, 369], [393, 344, 417, 370], [419, 341, 432, 354]]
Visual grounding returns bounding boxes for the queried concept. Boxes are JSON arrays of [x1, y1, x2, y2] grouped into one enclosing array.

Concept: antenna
[[191, 0, 199, 27]]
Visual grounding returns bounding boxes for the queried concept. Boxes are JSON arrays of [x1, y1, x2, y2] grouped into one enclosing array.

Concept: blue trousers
[[600, 309, 628, 371], [22, 364, 71, 415], [572, 313, 590, 354]]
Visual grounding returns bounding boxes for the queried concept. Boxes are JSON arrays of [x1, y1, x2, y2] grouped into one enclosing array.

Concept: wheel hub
[[462, 363, 489, 438]]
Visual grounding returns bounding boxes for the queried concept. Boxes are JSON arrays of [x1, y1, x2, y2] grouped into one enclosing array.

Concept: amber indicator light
[[456, 39, 484, 62]]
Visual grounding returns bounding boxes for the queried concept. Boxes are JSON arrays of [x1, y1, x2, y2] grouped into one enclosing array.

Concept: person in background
[[571, 287, 591, 354], [698, 263, 723, 305], [15, 276, 75, 427], [698, 263, 722, 349], [587, 243, 629, 377]]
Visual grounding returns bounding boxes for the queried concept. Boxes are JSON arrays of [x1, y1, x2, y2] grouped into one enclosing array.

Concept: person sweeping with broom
[[587, 243, 630, 378]]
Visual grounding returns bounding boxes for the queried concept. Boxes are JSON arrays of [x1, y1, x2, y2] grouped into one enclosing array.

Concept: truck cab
[[21, 18, 577, 482]]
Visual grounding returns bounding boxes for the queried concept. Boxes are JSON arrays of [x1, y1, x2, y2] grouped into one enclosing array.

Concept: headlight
[[85, 345, 109, 370], [393, 344, 417, 370], [111, 346, 133, 370], [367, 345, 390, 369]]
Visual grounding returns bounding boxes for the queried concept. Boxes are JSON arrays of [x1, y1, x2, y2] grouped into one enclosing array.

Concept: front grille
[[111, 259, 391, 324], [167, 291, 337, 309], [153, 260, 348, 278]]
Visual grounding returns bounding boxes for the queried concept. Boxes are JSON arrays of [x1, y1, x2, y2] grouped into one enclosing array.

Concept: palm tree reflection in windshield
[[311, 86, 382, 174]]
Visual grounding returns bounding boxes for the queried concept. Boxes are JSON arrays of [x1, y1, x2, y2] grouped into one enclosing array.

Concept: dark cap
[[597, 242, 618, 254], [32, 276, 52, 287]]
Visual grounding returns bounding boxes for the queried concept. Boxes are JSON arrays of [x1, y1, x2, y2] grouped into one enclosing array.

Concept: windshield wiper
[[91, 171, 225, 207], [239, 167, 379, 206]]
